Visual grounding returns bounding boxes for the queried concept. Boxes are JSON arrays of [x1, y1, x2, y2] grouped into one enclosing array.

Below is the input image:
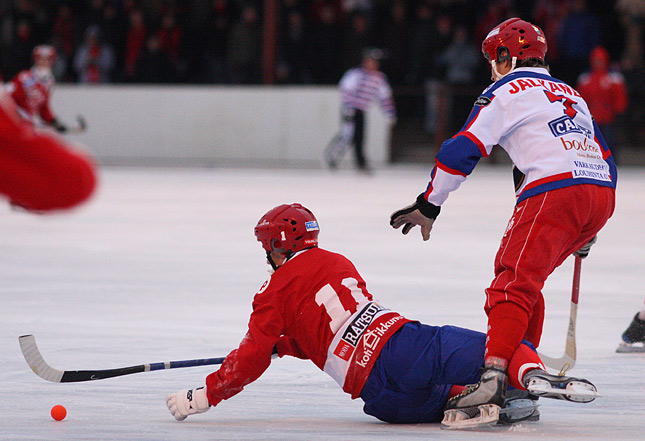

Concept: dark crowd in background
[[1, 0, 644, 152]]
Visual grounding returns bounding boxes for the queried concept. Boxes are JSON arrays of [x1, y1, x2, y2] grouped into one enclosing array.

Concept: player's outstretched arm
[[166, 387, 211, 421], [390, 193, 441, 241]]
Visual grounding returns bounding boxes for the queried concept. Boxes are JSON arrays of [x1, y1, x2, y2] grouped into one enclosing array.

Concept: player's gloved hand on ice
[[573, 236, 597, 259], [166, 387, 211, 421], [390, 193, 441, 241], [51, 118, 67, 133]]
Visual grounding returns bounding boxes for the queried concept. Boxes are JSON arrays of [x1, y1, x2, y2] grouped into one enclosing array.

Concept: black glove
[[390, 194, 441, 241], [51, 119, 67, 133], [573, 236, 597, 259]]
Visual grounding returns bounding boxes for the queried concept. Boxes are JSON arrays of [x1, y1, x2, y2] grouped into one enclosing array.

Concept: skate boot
[[441, 366, 508, 429], [616, 313, 645, 353], [523, 368, 598, 403]]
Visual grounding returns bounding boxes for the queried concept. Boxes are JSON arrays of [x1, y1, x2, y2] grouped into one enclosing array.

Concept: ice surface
[[1, 165, 643, 440]]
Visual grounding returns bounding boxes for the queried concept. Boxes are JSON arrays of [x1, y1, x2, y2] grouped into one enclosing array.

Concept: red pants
[[484, 184, 615, 362], [0, 94, 96, 212]]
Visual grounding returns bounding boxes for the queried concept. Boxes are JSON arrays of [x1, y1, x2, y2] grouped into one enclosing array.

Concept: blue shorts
[[359, 322, 487, 423]]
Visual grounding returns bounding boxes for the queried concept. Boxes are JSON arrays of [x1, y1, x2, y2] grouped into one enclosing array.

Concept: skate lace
[[455, 383, 480, 398]]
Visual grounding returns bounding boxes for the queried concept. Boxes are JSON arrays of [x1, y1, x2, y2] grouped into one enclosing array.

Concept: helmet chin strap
[[490, 57, 517, 81], [266, 249, 293, 272]]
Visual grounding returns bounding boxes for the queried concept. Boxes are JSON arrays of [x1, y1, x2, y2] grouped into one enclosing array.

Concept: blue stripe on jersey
[[458, 103, 484, 133], [436, 134, 484, 176], [424, 166, 437, 194], [592, 120, 618, 186]]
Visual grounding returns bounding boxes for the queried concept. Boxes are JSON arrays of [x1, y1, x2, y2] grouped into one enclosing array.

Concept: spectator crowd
[[0, 0, 641, 87], [1, 0, 643, 152]]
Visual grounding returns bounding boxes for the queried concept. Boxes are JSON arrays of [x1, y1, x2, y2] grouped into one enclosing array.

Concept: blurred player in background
[[390, 18, 615, 428], [617, 299, 645, 353], [576, 46, 629, 164], [324, 48, 396, 172], [0, 84, 96, 212], [6, 45, 70, 133], [166, 203, 596, 427]]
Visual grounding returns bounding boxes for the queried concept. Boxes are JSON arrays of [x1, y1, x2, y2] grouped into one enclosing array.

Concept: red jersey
[[7, 68, 56, 125], [205, 247, 410, 405], [0, 85, 96, 211], [577, 70, 628, 125]]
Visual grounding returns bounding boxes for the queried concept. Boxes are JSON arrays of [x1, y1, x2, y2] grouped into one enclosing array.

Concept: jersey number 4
[[315, 278, 369, 333], [544, 90, 578, 119]]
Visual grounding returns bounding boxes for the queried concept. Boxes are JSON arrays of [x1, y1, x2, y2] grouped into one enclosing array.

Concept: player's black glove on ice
[[390, 193, 440, 241], [573, 236, 597, 259]]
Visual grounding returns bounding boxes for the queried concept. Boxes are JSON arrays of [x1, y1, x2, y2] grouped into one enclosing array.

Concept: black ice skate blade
[[498, 400, 540, 425]]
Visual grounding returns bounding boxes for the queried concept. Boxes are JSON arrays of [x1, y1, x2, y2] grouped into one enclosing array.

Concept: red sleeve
[[205, 298, 284, 406], [39, 95, 55, 124], [9, 77, 27, 111], [275, 336, 307, 359]]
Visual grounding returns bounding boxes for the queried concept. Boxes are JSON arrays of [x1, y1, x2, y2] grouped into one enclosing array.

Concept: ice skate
[[441, 367, 507, 429], [498, 389, 540, 425], [616, 313, 645, 353], [523, 369, 598, 403]]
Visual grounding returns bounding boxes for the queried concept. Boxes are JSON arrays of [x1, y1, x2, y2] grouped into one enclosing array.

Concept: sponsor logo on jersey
[[355, 315, 406, 368], [548, 115, 591, 138], [474, 96, 492, 107], [571, 160, 610, 180], [257, 276, 271, 294], [559, 136, 600, 153], [305, 221, 319, 232], [341, 302, 385, 347], [333, 340, 353, 361]]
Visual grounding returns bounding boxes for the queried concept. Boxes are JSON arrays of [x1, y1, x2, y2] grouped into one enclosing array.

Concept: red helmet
[[32, 45, 56, 62], [254, 203, 319, 257], [481, 18, 547, 63]]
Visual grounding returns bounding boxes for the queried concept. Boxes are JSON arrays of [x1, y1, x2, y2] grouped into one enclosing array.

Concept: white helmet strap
[[490, 56, 517, 81]]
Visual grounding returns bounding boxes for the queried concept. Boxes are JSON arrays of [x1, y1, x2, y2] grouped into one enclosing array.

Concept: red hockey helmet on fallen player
[[255, 203, 319, 257], [481, 18, 548, 63]]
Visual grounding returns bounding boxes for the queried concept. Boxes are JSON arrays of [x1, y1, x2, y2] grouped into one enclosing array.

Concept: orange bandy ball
[[51, 405, 67, 421]]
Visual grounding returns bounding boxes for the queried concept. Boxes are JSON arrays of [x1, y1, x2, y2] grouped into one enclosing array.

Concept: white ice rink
[[1, 164, 643, 440]]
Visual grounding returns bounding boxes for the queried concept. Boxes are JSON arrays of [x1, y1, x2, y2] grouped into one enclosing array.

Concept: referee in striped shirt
[[324, 48, 396, 172]]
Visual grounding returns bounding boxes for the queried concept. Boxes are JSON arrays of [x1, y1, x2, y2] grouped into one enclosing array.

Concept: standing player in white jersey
[[324, 48, 396, 172], [166, 203, 597, 426], [390, 18, 616, 428]]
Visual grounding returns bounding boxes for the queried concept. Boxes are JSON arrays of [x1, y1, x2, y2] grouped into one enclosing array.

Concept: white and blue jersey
[[339, 67, 396, 120], [422, 67, 617, 206]]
